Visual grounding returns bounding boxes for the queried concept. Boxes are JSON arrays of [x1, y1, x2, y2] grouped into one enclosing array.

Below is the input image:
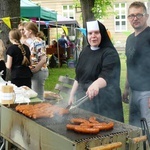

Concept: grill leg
[[0, 138, 5, 150]]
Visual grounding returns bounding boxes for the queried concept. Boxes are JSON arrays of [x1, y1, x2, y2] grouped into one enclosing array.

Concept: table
[[46, 47, 71, 67]]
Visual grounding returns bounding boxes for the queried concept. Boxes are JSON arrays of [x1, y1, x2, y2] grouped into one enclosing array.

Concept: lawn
[[119, 52, 129, 124], [44, 52, 129, 123]]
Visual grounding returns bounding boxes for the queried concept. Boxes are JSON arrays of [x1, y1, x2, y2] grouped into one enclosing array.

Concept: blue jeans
[[129, 89, 150, 128], [31, 68, 48, 100]]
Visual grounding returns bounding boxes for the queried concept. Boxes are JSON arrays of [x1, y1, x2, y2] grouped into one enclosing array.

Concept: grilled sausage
[[89, 116, 99, 123], [66, 124, 81, 130], [33, 103, 52, 109], [94, 122, 114, 130], [32, 111, 53, 119], [16, 104, 34, 112], [55, 108, 69, 115], [70, 118, 89, 124], [74, 126, 100, 134], [80, 122, 106, 127], [67, 117, 114, 134], [15, 103, 69, 119]]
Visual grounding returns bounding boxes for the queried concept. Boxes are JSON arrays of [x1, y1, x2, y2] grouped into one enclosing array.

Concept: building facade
[[32, 0, 149, 49]]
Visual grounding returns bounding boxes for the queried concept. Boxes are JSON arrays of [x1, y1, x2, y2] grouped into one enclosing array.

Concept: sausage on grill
[[74, 126, 100, 134], [67, 117, 114, 134]]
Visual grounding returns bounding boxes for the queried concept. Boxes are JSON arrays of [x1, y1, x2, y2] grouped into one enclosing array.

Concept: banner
[[61, 25, 68, 36], [77, 28, 86, 36], [21, 18, 30, 22], [44, 21, 50, 28], [2, 17, 11, 29], [30, 18, 37, 23]]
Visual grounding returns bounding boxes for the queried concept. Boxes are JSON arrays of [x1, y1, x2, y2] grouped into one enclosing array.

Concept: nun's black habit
[[75, 21, 124, 122]]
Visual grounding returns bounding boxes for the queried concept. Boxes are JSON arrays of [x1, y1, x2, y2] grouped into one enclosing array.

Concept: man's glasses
[[128, 13, 146, 20]]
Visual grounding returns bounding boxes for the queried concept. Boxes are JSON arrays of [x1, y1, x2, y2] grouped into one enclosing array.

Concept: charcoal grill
[[0, 103, 144, 150]]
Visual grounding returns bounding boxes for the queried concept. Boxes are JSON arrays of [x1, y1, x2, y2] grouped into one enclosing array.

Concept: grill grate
[[16, 108, 129, 142]]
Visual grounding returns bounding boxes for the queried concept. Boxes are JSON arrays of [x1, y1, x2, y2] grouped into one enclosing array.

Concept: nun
[[68, 20, 124, 122]]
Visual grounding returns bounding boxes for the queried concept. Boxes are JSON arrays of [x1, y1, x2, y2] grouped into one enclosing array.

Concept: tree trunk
[[80, 0, 95, 28], [0, 0, 20, 47], [79, 0, 95, 47], [0, 0, 20, 80]]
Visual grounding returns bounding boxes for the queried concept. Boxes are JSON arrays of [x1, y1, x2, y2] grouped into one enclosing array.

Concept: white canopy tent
[[49, 15, 80, 27]]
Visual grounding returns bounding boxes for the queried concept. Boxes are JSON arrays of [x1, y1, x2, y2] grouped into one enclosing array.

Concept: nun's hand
[[86, 82, 99, 100]]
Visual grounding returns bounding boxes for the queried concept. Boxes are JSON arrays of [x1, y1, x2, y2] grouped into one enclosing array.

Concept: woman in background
[[24, 22, 48, 100], [5, 28, 32, 88], [51, 39, 57, 48], [18, 22, 32, 47]]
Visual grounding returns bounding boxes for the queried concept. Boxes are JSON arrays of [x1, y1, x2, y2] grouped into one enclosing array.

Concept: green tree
[[0, 0, 20, 48], [74, 0, 113, 47], [75, 0, 114, 28]]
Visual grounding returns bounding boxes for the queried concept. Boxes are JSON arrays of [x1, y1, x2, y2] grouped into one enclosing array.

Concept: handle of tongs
[[140, 118, 150, 149], [69, 95, 88, 110]]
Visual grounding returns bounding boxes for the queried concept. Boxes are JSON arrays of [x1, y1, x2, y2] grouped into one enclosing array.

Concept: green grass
[[45, 53, 129, 123], [119, 52, 129, 124], [44, 65, 75, 91]]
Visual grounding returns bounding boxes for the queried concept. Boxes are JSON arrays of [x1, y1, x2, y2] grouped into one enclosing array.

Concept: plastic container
[[1, 84, 15, 105]]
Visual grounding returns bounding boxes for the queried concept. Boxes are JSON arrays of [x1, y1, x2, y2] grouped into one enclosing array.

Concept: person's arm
[[68, 80, 79, 105], [86, 77, 107, 100], [65, 40, 68, 47], [5, 55, 12, 69], [31, 55, 47, 73]]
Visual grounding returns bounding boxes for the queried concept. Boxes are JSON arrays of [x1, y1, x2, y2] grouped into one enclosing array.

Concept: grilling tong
[[66, 95, 89, 110]]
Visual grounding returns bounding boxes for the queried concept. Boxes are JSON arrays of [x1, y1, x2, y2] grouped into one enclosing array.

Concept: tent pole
[[56, 23, 60, 67], [48, 27, 50, 45], [38, 18, 40, 31], [75, 28, 78, 63]]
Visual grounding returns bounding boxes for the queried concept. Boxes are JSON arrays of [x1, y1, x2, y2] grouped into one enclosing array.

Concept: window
[[62, 5, 75, 19], [114, 3, 127, 32]]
